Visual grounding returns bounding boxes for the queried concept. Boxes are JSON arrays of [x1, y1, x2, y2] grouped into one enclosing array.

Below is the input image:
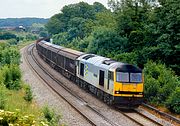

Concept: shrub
[[0, 70, 4, 86], [0, 109, 44, 125], [143, 61, 179, 105], [144, 75, 160, 103], [1, 47, 20, 65], [166, 87, 180, 114], [42, 105, 61, 126], [24, 84, 33, 102], [7, 39, 18, 45], [0, 86, 6, 109], [2, 64, 22, 90]]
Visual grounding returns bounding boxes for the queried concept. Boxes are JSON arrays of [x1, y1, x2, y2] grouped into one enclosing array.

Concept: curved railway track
[[25, 44, 175, 126], [25, 44, 121, 126]]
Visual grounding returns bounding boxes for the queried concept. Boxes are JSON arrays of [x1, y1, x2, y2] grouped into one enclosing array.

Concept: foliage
[[0, 41, 9, 50], [7, 38, 18, 45], [95, 10, 117, 29], [68, 17, 89, 40], [52, 32, 69, 45], [2, 64, 22, 90], [114, 52, 137, 65], [0, 109, 48, 125], [39, 31, 48, 38], [143, 61, 179, 104], [25, 33, 38, 40], [0, 46, 20, 66], [166, 87, 180, 114], [46, 2, 107, 36], [43, 105, 61, 126], [0, 32, 16, 40], [87, 27, 127, 57], [24, 84, 33, 102], [0, 86, 6, 109], [77, 36, 94, 52], [0, 69, 4, 85]]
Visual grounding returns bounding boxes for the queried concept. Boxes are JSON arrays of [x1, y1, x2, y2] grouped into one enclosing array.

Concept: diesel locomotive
[[36, 39, 144, 107]]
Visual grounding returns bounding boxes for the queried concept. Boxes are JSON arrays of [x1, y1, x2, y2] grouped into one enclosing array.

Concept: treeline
[[45, 1, 179, 113], [0, 30, 38, 45], [0, 18, 48, 27]]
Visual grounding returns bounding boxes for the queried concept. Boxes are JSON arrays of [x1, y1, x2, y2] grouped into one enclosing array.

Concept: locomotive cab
[[113, 64, 144, 106]]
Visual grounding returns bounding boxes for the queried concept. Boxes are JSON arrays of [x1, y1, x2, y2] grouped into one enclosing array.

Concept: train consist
[[36, 39, 144, 107]]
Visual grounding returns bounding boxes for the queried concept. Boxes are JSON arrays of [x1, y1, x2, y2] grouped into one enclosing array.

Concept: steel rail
[[115, 107, 163, 126], [142, 103, 180, 124]]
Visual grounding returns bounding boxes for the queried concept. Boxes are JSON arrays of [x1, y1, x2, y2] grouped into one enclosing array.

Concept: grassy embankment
[[0, 40, 62, 125]]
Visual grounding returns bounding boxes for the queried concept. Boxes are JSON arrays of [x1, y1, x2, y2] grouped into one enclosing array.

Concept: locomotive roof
[[77, 54, 141, 72], [77, 54, 117, 69]]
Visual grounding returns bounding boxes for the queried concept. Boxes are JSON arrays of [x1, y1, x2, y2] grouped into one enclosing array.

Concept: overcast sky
[[0, 0, 108, 18]]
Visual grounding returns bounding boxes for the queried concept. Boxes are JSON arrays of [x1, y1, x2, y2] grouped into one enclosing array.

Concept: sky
[[0, 0, 108, 18]]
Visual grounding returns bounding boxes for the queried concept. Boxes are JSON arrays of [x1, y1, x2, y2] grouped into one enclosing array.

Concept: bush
[[2, 64, 22, 90], [144, 75, 160, 103], [7, 39, 18, 45], [1, 47, 20, 65], [42, 105, 61, 126], [0, 86, 6, 109], [24, 85, 33, 102], [143, 61, 179, 105], [0, 70, 4, 86], [166, 87, 180, 114], [0, 109, 46, 125], [25, 33, 37, 40]]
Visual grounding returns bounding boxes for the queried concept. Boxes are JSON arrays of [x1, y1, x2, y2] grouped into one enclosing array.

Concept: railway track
[[142, 103, 180, 125], [25, 44, 175, 126], [25, 44, 121, 126], [115, 107, 164, 126]]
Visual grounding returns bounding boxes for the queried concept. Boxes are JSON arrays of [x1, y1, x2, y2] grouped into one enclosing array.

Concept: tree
[[68, 17, 88, 40], [45, 14, 65, 35], [46, 2, 108, 36], [95, 10, 117, 29], [87, 27, 127, 56], [154, 0, 180, 74], [52, 32, 69, 45]]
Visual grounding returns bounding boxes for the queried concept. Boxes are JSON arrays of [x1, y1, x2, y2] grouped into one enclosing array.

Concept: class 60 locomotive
[[36, 39, 144, 108]]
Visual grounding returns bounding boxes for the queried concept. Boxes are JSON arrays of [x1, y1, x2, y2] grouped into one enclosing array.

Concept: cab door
[[99, 70, 104, 87]]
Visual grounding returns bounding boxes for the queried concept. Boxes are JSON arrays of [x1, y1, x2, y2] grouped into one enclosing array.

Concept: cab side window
[[80, 63, 84, 77], [108, 71, 114, 81]]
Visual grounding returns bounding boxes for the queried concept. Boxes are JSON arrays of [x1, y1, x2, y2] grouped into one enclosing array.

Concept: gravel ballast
[[20, 47, 92, 126]]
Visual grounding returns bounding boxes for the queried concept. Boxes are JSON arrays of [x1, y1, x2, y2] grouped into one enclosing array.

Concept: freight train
[[36, 39, 144, 107]]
